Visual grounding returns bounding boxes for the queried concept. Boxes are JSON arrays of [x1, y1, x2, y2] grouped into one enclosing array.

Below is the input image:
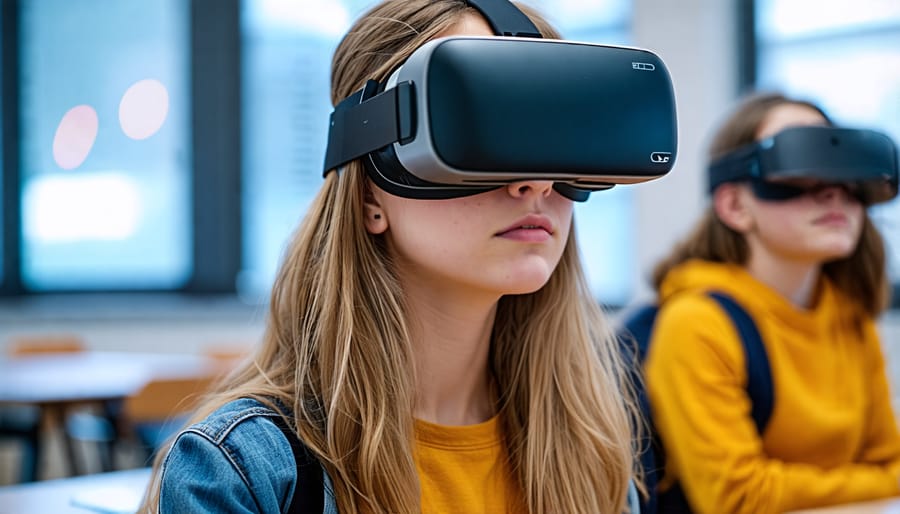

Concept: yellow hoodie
[[644, 259, 900, 514]]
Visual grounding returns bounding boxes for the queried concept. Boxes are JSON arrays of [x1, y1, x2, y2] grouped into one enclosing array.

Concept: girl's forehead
[[755, 104, 827, 141], [435, 11, 494, 39]]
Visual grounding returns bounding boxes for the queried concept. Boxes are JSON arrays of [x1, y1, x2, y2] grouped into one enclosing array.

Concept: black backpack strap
[[622, 304, 660, 362], [269, 414, 325, 514], [618, 304, 661, 514], [654, 293, 774, 514], [706, 291, 774, 433]]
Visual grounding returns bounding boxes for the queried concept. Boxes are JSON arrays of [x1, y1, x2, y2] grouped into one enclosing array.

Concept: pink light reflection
[[52, 105, 99, 170]]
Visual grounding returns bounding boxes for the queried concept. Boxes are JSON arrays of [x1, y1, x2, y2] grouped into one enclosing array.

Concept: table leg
[[19, 427, 40, 482], [59, 405, 83, 476], [39, 404, 80, 477]]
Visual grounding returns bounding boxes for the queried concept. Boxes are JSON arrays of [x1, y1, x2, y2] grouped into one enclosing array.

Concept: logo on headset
[[650, 152, 671, 163], [632, 62, 656, 71]]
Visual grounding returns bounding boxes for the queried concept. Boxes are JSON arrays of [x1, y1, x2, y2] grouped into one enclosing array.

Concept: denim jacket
[[158, 398, 338, 513], [159, 397, 641, 513]]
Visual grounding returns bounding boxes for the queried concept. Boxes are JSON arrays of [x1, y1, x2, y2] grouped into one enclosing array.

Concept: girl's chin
[[500, 272, 555, 296], [817, 238, 860, 260]]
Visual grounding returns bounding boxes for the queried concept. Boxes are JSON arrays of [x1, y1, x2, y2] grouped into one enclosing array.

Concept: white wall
[[630, 0, 739, 302]]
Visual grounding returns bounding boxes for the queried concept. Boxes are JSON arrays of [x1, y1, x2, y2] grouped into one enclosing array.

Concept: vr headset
[[322, 0, 678, 201], [708, 126, 899, 205]]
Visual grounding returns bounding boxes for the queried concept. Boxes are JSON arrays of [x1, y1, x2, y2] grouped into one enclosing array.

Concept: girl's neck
[[745, 250, 821, 308], [405, 282, 499, 426]]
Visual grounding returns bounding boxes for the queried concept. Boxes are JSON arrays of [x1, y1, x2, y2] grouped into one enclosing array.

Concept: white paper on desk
[[69, 486, 142, 514]]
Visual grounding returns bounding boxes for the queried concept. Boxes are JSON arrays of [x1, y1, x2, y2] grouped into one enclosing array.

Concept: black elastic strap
[[707, 144, 761, 193], [323, 79, 415, 174], [466, 0, 542, 37], [269, 414, 325, 514]]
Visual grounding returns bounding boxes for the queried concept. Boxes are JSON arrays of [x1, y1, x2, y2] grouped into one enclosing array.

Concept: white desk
[[0, 351, 215, 405], [0, 467, 152, 514], [0, 351, 216, 478], [786, 497, 900, 514]]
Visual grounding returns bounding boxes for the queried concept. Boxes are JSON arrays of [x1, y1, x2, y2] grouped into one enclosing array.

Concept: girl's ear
[[713, 183, 755, 233], [363, 179, 388, 235]]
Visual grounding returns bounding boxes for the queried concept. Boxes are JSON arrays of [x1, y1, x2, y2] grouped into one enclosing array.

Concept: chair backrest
[[203, 345, 252, 371], [123, 375, 217, 424], [8, 335, 86, 356]]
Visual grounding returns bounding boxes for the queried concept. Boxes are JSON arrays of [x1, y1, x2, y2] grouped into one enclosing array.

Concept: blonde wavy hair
[[143, 1, 639, 512], [652, 92, 890, 316]]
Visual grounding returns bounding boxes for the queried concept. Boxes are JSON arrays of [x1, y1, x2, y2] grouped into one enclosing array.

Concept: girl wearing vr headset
[[644, 93, 900, 514], [142, 1, 641, 513]]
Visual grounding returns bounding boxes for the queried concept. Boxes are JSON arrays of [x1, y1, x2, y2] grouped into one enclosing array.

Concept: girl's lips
[[814, 212, 848, 225], [497, 227, 552, 242], [496, 214, 553, 235], [496, 214, 553, 242]]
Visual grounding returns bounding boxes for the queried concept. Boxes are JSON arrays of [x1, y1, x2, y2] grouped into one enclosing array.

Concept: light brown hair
[[142, 1, 639, 513], [652, 92, 890, 316]]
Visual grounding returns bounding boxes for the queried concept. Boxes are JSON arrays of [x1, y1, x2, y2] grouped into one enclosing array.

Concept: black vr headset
[[708, 126, 899, 205], [322, 0, 678, 201]]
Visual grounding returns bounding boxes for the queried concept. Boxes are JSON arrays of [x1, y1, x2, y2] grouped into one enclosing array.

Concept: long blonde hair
[[652, 92, 890, 316], [144, 2, 638, 512]]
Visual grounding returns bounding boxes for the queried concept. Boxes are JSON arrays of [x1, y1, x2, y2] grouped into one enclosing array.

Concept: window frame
[[1, 0, 21, 295], [0, 0, 242, 296]]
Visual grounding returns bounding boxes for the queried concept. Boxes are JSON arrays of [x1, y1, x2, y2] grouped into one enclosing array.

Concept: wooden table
[[0, 467, 151, 513], [0, 351, 216, 479], [786, 497, 900, 513]]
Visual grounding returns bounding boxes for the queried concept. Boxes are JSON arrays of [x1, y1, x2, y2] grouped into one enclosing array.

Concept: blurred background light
[[119, 79, 170, 141], [23, 172, 141, 243], [52, 105, 98, 170]]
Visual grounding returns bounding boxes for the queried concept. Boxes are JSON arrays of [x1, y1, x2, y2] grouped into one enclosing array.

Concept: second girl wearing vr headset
[[644, 93, 900, 514]]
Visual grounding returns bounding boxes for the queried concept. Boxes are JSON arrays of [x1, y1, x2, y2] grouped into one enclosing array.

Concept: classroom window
[[755, 0, 900, 281], [239, 0, 635, 305], [18, 0, 192, 291]]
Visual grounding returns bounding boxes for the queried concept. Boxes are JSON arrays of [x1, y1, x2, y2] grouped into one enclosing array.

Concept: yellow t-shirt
[[414, 415, 525, 514]]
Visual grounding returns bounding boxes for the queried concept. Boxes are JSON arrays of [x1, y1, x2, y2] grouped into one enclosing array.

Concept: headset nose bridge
[[814, 183, 855, 204]]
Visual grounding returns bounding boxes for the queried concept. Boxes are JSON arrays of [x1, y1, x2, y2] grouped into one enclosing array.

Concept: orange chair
[[201, 344, 254, 385], [7, 334, 86, 356], [118, 374, 218, 462]]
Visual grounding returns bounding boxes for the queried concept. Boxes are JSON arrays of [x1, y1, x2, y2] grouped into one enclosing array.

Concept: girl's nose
[[506, 180, 554, 198]]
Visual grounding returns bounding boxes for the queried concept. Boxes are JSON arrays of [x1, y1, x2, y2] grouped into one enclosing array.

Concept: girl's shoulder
[[159, 397, 302, 512], [186, 397, 285, 443], [656, 290, 741, 330]]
